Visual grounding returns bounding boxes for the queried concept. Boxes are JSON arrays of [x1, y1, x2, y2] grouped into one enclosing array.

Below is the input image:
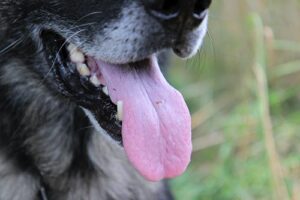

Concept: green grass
[[168, 1, 300, 199]]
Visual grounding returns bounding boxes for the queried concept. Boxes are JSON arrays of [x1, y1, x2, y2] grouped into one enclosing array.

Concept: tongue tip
[[128, 142, 193, 182], [141, 158, 192, 182]]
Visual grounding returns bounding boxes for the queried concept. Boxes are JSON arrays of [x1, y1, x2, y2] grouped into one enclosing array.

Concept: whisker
[[39, 29, 86, 85], [69, 22, 97, 30], [76, 11, 103, 22], [206, 29, 216, 62], [0, 37, 24, 55]]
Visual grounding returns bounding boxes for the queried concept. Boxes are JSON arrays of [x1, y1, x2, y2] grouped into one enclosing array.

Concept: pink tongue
[[96, 57, 192, 181]]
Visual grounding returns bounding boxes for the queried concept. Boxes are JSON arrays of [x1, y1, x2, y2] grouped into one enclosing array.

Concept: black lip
[[40, 30, 122, 143]]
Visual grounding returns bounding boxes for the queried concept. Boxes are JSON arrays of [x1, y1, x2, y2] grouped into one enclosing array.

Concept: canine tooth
[[76, 63, 90, 76], [90, 74, 101, 87], [102, 86, 109, 96], [70, 50, 85, 63], [116, 101, 123, 121]]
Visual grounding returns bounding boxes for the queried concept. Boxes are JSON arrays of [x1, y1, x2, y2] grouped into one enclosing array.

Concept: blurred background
[[168, 0, 300, 199]]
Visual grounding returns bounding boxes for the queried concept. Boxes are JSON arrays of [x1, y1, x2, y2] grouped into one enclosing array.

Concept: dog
[[0, 0, 211, 199]]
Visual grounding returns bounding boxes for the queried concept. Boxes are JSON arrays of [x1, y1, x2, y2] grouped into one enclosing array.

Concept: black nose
[[143, 0, 212, 28]]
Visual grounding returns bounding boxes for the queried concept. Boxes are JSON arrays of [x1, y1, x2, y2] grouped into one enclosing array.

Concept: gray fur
[[0, 0, 210, 199], [0, 154, 39, 200]]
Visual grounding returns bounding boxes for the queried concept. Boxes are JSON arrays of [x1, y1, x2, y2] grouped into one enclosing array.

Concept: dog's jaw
[[2, 0, 210, 182]]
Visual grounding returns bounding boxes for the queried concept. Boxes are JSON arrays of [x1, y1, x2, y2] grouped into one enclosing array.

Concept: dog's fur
[[0, 1, 209, 199]]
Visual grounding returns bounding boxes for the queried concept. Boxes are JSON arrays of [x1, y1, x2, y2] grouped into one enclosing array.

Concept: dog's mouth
[[41, 30, 192, 181]]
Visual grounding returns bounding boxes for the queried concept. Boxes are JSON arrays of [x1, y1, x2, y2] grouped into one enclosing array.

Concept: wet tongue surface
[[95, 57, 192, 181]]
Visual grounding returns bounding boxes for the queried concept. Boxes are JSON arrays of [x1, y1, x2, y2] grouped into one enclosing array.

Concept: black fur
[[0, 0, 210, 199]]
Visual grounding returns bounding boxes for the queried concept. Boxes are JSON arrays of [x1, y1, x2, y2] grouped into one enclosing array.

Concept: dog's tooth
[[77, 63, 90, 76], [67, 43, 77, 53], [116, 101, 123, 121], [90, 74, 101, 87], [70, 50, 85, 63], [102, 86, 109, 96]]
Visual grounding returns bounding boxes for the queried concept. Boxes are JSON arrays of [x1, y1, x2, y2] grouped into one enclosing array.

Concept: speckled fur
[[0, 0, 208, 199]]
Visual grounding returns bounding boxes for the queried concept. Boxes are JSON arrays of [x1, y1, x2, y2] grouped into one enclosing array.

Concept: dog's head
[[0, 0, 211, 181]]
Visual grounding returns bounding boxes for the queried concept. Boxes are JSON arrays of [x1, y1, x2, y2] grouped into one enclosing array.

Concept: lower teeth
[[102, 86, 109, 96], [90, 74, 101, 87], [116, 101, 123, 121]]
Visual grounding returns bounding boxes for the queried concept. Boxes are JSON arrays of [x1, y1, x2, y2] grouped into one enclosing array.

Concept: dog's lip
[[90, 54, 152, 65], [40, 30, 123, 142], [81, 48, 157, 66]]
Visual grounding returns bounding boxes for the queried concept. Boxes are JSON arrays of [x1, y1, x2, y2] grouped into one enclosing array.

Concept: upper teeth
[[67, 43, 108, 91], [67, 43, 77, 53], [102, 86, 109, 96], [67, 43, 122, 122], [116, 101, 123, 121], [76, 63, 91, 76], [68, 43, 85, 64], [70, 50, 85, 64]]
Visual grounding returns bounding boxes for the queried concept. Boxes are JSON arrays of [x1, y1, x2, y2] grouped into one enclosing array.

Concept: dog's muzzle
[[38, 0, 212, 182]]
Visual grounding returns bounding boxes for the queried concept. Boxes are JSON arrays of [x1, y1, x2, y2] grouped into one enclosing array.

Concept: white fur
[[187, 15, 209, 58]]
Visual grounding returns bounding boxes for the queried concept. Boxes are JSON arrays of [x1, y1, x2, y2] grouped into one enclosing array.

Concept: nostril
[[159, 0, 179, 15], [194, 0, 212, 19], [146, 0, 180, 20]]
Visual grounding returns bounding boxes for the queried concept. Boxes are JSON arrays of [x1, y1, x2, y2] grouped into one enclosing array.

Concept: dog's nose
[[143, 0, 212, 28]]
